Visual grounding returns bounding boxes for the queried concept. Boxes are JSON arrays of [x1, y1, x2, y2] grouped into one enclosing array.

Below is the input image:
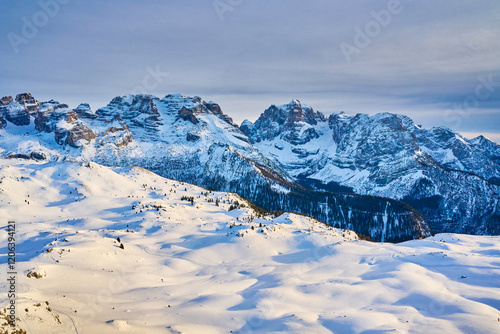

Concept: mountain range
[[242, 99, 500, 235], [1, 92, 498, 240]]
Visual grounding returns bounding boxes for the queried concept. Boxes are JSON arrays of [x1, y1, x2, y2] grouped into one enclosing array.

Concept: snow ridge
[[0, 159, 498, 333]]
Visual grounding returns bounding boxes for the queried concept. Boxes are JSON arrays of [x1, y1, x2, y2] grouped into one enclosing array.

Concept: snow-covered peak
[[97, 94, 159, 119], [467, 134, 500, 169], [160, 94, 234, 125], [75, 103, 92, 113], [243, 100, 327, 144], [95, 94, 238, 133], [272, 99, 326, 125], [15, 92, 40, 113], [241, 119, 253, 127], [469, 134, 499, 149], [38, 100, 71, 113], [1, 93, 496, 241], [250, 104, 499, 236], [1, 101, 31, 126]]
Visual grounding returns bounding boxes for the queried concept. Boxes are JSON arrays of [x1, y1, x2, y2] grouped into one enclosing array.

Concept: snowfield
[[0, 159, 499, 333]]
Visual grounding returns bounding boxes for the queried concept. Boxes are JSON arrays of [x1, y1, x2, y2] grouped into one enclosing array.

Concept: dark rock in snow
[[178, 106, 199, 124], [15, 92, 40, 114], [99, 114, 133, 147], [186, 132, 201, 142], [0, 96, 13, 106], [2, 102, 30, 126]]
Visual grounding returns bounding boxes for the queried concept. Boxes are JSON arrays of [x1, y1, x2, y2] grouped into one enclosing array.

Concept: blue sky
[[1, 0, 499, 141]]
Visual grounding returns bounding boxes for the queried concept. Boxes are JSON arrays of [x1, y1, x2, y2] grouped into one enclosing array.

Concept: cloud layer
[[1, 0, 499, 140]]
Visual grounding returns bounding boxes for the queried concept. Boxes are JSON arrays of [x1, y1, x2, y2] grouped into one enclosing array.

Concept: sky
[[1, 0, 499, 142]]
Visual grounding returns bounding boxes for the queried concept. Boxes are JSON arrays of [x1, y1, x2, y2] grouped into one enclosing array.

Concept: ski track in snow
[[0, 159, 499, 333]]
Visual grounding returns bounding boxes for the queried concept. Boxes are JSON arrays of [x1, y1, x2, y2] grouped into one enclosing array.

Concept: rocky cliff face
[[0, 96, 13, 106], [1, 100, 31, 126], [54, 113, 97, 148], [98, 114, 133, 148], [15, 92, 40, 113], [0, 93, 41, 127], [35, 100, 72, 132], [2, 94, 127, 149], [0, 93, 430, 242], [242, 100, 326, 145], [246, 101, 499, 235], [96, 95, 162, 132]]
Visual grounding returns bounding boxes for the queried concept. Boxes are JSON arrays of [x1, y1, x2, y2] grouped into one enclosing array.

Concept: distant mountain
[[0, 93, 430, 241], [242, 100, 500, 235]]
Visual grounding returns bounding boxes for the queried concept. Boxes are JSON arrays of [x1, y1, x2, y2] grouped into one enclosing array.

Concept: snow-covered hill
[[0, 93, 430, 242], [0, 160, 499, 333], [243, 100, 500, 235]]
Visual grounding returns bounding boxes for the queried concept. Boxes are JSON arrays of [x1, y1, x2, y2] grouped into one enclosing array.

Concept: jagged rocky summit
[[243, 100, 499, 235], [2, 92, 496, 240]]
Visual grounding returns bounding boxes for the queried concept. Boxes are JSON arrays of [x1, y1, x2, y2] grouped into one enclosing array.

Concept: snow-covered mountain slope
[[0, 93, 430, 242], [0, 160, 499, 333], [243, 100, 500, 235]]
